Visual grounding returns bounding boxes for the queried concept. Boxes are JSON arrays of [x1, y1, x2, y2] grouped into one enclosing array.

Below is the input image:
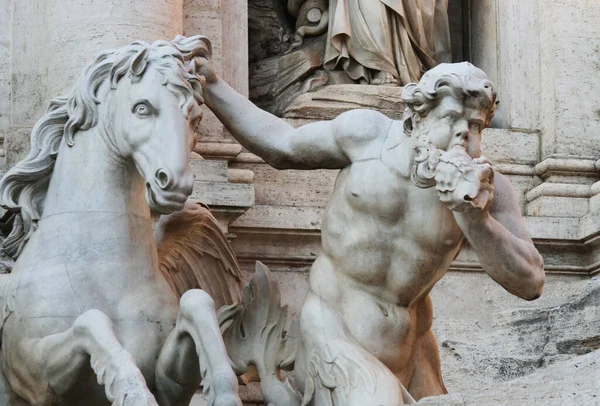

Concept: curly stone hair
[[0, 35, 211, 259], [401, 62, 497, 136]]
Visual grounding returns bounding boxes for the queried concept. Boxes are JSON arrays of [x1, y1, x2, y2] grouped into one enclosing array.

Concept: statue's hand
[[434, 146, 495, 214], [193, 38, 218, 84]]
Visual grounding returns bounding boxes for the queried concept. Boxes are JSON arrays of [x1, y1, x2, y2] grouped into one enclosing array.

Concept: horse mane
[[0, 35, 210, 259]]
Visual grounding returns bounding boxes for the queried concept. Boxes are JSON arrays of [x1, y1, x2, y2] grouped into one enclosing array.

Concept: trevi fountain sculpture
[[0, 34, 545, 406]]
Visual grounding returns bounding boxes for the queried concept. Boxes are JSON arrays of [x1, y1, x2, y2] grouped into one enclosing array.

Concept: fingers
[[437, 189, 491, 212], [434, 154, 495, 212]]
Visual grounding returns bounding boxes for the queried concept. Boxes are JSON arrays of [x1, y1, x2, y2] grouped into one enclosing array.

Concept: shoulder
[[489, 170, 534, 242], [331, 109, 392, 139], [489, 171, 521, 217], [331, 109, 393, 160], [492, 172, 516, 203]]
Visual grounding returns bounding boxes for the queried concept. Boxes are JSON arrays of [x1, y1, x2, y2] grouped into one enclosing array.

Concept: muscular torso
[[308, 138, 464, 374]]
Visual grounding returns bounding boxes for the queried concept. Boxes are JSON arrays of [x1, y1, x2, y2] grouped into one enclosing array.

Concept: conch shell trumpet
[[412, 144, 494, 212]]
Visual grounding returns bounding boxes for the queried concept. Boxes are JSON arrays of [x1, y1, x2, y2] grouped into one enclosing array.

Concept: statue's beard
[[410, 127, 442, 189]]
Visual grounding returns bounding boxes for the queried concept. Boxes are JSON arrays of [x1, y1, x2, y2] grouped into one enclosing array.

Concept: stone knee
[[179, 289, 216, 322], [72, 309, 113, 343], [175, 289, 238, 394], [71, 309, 148, 396], [38, 309, 115, 391]]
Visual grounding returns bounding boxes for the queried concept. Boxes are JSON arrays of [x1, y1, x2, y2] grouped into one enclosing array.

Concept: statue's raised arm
[[194, 42, 393, 170]]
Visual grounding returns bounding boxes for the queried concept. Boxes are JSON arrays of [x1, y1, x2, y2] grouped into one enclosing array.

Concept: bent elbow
[[267, 156, 294, 170], [522, 272, 544, 301], [521, 258, 545, 301]]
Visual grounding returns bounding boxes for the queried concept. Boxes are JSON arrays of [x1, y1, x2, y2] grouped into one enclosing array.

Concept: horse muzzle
[[145, 167, 194, 214]]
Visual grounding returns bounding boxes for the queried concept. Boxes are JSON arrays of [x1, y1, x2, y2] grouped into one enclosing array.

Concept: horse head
[[97, 37, 209, 214], [0, 35, 212, 257]]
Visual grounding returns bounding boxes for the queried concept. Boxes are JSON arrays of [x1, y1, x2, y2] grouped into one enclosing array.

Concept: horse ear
[[131, 48, 150, 76]]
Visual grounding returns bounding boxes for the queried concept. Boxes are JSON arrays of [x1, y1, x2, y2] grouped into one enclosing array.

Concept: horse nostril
[[155, 169, 171, 190]]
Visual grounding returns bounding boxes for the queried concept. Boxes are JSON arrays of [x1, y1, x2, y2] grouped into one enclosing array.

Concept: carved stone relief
[[248, 0, 456, 117]]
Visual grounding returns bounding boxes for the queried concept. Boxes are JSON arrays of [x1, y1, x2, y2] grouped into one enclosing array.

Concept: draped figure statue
[[323, 0, 452, 84]]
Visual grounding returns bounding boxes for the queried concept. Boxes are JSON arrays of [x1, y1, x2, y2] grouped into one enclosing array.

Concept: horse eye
[[133, 101, 154, 117], [443, 115, 456, 123], [135, 105, 149, 116]]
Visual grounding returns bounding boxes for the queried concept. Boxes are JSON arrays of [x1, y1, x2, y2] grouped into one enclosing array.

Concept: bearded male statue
[[197, 53, 545, 404]]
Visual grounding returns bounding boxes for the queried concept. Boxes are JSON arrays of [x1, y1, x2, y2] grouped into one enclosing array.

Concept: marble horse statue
[[0, 36, 243, 406]]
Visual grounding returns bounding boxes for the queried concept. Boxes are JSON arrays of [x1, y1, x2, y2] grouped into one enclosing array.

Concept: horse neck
[[33, 127, 157, 271]]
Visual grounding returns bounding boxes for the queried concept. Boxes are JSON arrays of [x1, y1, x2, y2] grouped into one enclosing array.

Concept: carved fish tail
[[301, 350, 378, 406], [300, 346, 416, 406], [219, 262, 301, 406]]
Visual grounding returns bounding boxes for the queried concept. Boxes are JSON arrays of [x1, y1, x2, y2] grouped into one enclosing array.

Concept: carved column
[[183, 0, 254, 232], [45, 0, 184, 97], [481, 0, 600, 220], [525, 0, 600, 219], [469, 0, 600, 277], [5, 0, 184, 167]]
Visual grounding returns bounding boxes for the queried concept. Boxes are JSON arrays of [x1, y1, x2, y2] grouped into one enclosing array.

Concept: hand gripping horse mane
[[0, 36, 244, 406]]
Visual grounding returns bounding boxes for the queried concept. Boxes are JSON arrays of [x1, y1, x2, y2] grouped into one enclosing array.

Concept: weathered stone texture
[[0, 0, 10, 143], [418, 350, 600, 405], [45, 0, 184, 97], [431, 274, 600, 392], [248, 0, 293, 63], [184, 0, 248, 142], [540, 0, 600, 158]]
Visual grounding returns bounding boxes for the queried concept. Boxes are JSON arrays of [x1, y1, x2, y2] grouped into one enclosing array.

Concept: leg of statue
[[297, 292, 413, 406], [406, 295, 447, 400], [0, 355, 28, 406], [407, 330, 448, 400], [6, 309, 156, 405], [155, 289, 241, 406]]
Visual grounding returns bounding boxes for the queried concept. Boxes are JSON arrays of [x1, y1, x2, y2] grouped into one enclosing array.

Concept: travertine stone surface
[[283, 84, 405, 122], [539, 1, 600, 159], [0, 0, 9, 164], [45, 0, 184, 97], [182, 0, 255, 231], [3, 0, 184, 166], [418, 350, 600, 405], [184, 0, 248, 142], [1, 1, 599, 404], [420, 276, 600, 404], [430, 274, 600, 393]]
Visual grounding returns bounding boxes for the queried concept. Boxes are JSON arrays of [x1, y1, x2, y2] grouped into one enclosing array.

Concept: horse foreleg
[[155, 290, 241, 406], [11, 309, 157, 406]]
